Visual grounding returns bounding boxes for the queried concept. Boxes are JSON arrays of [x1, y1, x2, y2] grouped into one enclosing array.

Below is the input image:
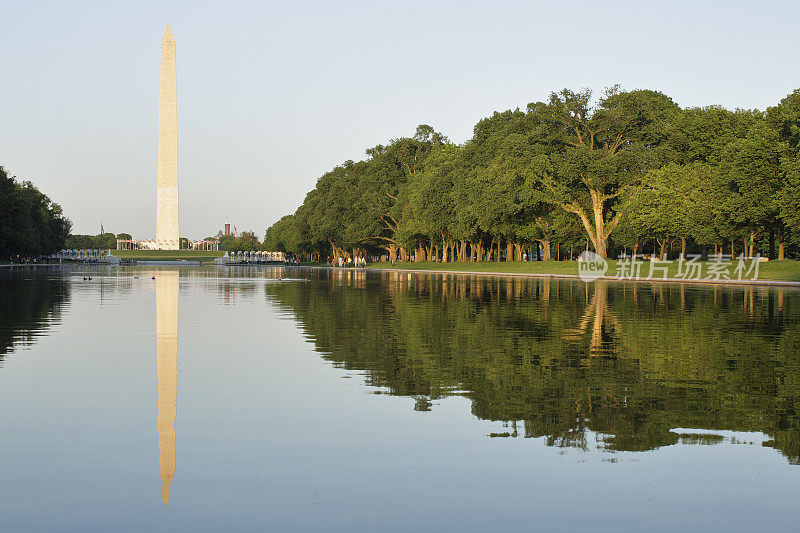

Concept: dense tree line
[[65, 232, 131, 250], [265, 87, 800, 261], [0, 166, 71, 260], [0, 270, 70, 359], [210, 231, 261, 252]]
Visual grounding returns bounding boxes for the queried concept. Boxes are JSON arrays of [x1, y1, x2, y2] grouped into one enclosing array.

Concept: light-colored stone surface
[[156, 271, 179, 505], [156, 25, 179, 250]]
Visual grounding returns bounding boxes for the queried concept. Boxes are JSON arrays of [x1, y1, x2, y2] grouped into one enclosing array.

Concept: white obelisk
[[156, 24, 179, 250]]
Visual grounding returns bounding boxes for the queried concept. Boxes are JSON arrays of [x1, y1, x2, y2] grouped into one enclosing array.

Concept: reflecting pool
[[0, 266, 798, 531]]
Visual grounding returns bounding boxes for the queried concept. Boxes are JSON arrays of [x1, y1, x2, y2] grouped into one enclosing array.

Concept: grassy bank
[[111, 250, 225, 261], [366, 260, 800, 282]]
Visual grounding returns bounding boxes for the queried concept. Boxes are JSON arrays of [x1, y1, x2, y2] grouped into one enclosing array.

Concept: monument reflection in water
[[155, 271, 178, 505]]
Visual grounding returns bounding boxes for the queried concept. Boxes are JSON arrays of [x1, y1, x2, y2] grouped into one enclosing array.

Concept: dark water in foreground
[[0, 266, 798, 531]]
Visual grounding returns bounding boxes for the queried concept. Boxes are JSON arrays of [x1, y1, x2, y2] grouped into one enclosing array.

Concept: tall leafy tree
[[534, 88, 679, 257], [768, 89, 800, 257], [719, 122, 784, 258]]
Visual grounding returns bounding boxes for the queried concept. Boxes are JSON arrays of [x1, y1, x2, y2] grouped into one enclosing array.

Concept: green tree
[[217, 230, 260, 252], [669, 106, 757, 164], [0, 166, 71, 260], [767, 89, 800, 257], [535, 88, 679, 257], [407, 145, 462, 262], [719, 122, 785, 258], [624, 162, 717, 258], [65, 232, 118, 250], [263, 215, 300, 254], [372, 125, 448, 260]]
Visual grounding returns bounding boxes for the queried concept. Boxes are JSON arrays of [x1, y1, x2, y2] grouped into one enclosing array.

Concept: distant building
[[214, 218, 238, 239]]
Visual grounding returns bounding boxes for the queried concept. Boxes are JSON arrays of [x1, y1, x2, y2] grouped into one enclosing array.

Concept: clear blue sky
[[1, 0, 798, 239]]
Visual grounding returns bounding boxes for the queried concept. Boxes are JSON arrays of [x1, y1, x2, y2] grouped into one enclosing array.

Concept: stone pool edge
[[297, 265, 800, 288]]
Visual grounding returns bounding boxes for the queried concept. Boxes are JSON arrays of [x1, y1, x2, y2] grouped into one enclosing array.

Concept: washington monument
[[156, 24, 179, 250]]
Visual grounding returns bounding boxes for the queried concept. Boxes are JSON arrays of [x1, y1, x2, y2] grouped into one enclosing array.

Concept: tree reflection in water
[[266, 270, 800, 464], [0, 268, 70, 363]]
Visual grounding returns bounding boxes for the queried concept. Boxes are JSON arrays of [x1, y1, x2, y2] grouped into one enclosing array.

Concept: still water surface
[[0, 266, 798, 531]]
